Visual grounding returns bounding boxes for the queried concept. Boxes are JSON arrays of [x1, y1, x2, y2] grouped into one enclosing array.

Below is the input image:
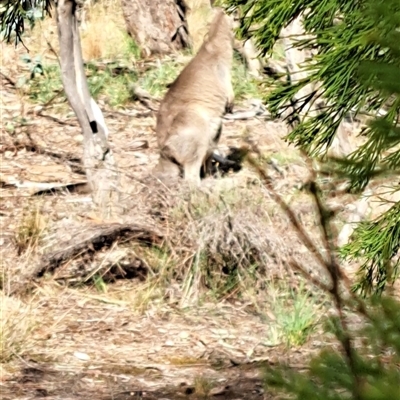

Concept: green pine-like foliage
[[0, 1, 53, 45], [225, 0, 400, 294]]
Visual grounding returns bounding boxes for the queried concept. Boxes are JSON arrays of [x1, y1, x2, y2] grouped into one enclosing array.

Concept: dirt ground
[[0, 52, 327, 396], [1, 293, 319, 400], [2, 32, 398, 398]]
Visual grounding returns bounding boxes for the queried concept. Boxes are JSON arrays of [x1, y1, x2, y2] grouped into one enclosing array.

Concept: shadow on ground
[[3, 364, 273, 400]]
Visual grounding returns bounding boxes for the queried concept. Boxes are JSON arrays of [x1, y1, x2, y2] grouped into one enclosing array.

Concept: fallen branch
[[37, 223, 164, 277], [2, 179, 88, 195], [36, 112, 78, 126], [31, 181, 90, 196], [84, 60, 138, 76]]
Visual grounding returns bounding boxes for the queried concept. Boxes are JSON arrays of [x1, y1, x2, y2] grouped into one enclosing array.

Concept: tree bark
[[55, 0, 120, 217], [120, 0, 189, 57]]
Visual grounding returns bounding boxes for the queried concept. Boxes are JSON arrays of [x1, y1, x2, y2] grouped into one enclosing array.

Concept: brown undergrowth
[[1, 58, 349, 396], [0, 2, 375, 398], [0, 169, 331, 398]]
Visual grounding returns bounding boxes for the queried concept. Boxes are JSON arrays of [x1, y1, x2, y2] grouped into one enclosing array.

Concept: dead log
[[37, 223, 164, 277]]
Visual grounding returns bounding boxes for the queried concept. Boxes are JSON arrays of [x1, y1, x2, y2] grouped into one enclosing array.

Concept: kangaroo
[[154, 7, 235, 185]]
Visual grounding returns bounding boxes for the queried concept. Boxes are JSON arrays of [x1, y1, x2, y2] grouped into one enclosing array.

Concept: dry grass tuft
[[14, 205, 47, 255], [14, 165, 325, 315], [185, 0, 215, 53], [9, 169, 316, 312], [23, 0, 135, 62], [124, 175, 295, 305], [182, 189, 279, 295], [0, 293, 39, 363], [80, 1, 135, 61], [193, 375, 215, 397]]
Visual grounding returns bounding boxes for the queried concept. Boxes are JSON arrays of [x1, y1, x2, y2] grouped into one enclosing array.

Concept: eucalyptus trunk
[[55, 0, 120, 217]]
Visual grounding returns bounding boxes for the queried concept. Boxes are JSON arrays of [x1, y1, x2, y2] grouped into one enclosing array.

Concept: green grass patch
[[137, 59, 182, 98], [24, 43, 261, 108], [24, 59, 140, 109], [25, 62, 63, 105], [86, 62, 138, 107], [270, 283, 323, 347], [232, 53, 262, 100]]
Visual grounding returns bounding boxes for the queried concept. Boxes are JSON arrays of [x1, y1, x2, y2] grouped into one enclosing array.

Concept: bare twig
[[304, 159, 362, 400], [45, 36, 61, 65], [36, 112, 77, 126], [0, 70, 17, 87], [41, 88, 65, 108], [246, 152, 329, 269]]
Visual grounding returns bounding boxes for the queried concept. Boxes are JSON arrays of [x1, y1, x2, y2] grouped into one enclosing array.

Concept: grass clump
[[23, 58, 139, 108], [181, 188, 270, 300], [86, 62, 138, 107], [232, 53, 262, 100], [193, 375, 215, 398], [22, 59, 63, 105], [140, 182, 287, 305], [14, 206, 47, 255], [138, 58, 182, 98], [80, 0, 140, 61], [270, 283, 322, 347], [0, 293, 38, 363]]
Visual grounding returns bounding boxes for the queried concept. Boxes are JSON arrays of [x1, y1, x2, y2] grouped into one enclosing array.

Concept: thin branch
[[0, 70, 17, 87], [248, 146, 371, 399], [246, 152, 329, 270], [306, 168, 362, 400]]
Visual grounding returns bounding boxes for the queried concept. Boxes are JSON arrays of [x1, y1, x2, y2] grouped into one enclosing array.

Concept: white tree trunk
[[55, 0, 120, 217]]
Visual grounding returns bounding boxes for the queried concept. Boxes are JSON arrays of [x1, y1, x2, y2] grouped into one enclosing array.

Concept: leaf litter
[[1, 39, 393, 400]]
